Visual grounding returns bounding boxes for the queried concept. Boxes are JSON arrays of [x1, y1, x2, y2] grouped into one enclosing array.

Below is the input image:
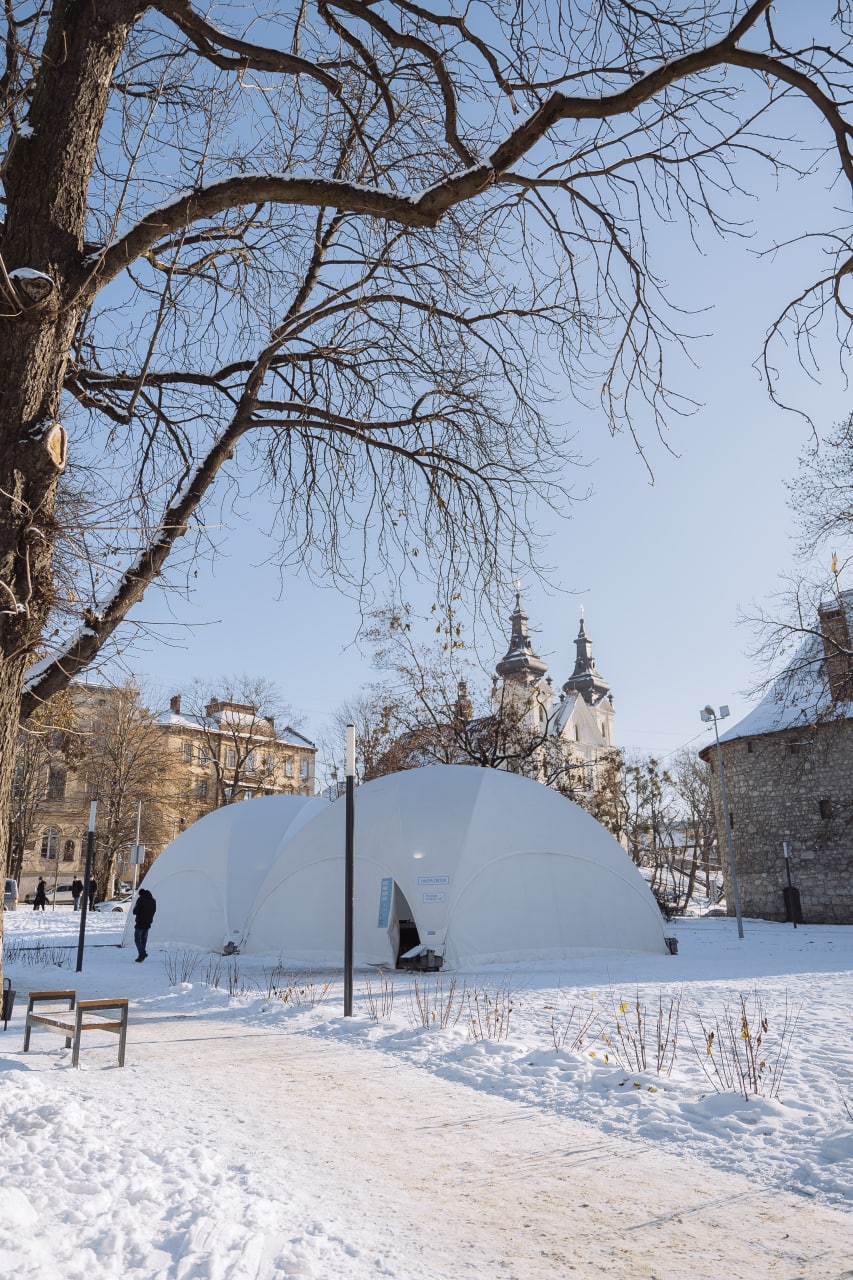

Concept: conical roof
[[495, 590, 549, 682], [562, 610, 611, 705]]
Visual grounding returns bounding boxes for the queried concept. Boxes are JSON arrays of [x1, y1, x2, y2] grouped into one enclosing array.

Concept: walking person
[[32, 878, 47, 911], [71, 877, 84, 911], [88, 877, 98, 911], [132, 888, 156, 962]]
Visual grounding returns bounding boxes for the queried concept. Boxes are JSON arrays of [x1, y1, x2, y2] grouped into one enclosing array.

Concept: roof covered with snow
[[712, 591, 853, 746]]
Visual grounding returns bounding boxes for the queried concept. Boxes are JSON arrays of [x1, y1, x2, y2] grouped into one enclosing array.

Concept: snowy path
[[9, 1009, 844, 1280], [3, 912, 853, 1279]]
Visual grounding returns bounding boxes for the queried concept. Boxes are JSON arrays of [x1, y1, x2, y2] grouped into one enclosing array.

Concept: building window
[[62, 839, 75, 862], [300, 758, 310, 779], [728, 810, 735, 832], [46, 768, 66, 801], [574, 725, 580, 742], [40, 827, 59, 860], [819, 797, 833, 821], [746, 741, 754, 754], [226, 748, 236, 768], [199, 745, 210, 764], [182, 742, 193, 764], [263, 753, 275, 771], [285, 757, 294, 777], [246, 751, 256, 772], [198, 777, 208, 799]]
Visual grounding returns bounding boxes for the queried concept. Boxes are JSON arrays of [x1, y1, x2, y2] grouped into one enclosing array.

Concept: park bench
[[23, 990, 129, 1068]]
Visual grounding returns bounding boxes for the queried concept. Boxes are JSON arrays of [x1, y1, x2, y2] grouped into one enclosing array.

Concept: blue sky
[[121, 113, 849, 770]]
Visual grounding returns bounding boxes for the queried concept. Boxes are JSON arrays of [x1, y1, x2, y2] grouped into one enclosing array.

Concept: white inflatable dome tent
[[242, 766, 667, 965], [135, 767, 668, 964], [125, 794, 326, 952]]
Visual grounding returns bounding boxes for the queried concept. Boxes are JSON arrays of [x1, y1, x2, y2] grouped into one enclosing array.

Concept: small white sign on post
[[129, 843, 146, 865]]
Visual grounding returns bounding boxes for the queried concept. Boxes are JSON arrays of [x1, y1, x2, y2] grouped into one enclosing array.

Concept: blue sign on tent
[[377, 877, 393, 928]]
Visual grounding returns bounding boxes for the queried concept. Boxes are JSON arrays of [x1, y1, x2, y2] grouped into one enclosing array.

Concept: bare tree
[[5, 2, 853, 981], [669, 748, 722, 909], [7, 685, 77, 881], [745, 415, 853, 711], [345, 604, 598, 796], [179, 676, 300, 806], [83, 681, 173, 897], [324, 689, 407, 790]]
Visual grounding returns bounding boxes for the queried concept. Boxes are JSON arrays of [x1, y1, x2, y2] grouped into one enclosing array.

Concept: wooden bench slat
[[28, 1016, 124, 1033]]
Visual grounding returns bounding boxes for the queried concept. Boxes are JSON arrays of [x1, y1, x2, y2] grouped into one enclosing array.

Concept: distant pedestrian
[[33, 879, 47, 911], [88, 877, 98, 910], [71, 877, 84, 911], [132, 888, 156, 962]]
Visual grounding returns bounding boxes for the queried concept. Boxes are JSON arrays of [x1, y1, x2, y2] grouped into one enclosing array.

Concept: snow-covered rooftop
[[714, 591, 853, 745], [155, 709, 315, 750]]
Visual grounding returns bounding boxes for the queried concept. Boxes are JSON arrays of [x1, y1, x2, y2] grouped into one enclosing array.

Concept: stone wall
[[703, 719, 853, 924]]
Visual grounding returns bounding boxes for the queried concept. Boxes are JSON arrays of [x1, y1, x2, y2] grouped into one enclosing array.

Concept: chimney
[[819, 604, 853, 701], [170, 694, 181, 715]]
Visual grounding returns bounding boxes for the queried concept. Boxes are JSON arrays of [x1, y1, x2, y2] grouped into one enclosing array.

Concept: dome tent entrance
[[243, 766, 667, 964]]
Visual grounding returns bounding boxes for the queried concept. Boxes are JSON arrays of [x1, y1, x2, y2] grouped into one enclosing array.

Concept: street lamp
[[76, 801, 97, 972], [343, 724, 355, 1017], [700, 704, 744, 939]]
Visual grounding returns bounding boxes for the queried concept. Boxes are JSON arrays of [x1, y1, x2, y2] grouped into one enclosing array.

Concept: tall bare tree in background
[[590, 749, 720, 915], [83, 681, 173, 897], [332, 604, 570, 782], [179, 676, 294, 807], [5, 2, 853, 981], [7, 686, 77, 881], [747, 414, 853, 705]]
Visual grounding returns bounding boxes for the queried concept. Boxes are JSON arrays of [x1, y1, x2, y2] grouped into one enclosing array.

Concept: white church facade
[[488, 591, 617, 799]]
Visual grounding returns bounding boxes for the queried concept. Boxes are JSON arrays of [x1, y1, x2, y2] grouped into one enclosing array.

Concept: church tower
[[560, 609, 615, 747], [495, 589, 549, 686], [494, 588, 552, 729]]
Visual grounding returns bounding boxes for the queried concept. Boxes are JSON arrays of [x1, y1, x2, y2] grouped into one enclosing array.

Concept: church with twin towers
[[488, 590, 617, 796]]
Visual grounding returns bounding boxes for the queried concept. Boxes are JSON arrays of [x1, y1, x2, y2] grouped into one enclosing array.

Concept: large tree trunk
[[0, 0, 137, 979]]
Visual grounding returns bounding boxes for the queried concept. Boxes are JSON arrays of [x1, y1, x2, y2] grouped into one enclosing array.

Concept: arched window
[[40, 827, 59, 860]]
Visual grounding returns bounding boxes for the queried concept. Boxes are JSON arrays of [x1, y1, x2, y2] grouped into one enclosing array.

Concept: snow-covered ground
[[1, 908, 852, 1278]]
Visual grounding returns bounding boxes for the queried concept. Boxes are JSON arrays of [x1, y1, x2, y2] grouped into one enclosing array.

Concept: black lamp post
[[343, 723, 355, 1016], [76, 801, 97, 972]]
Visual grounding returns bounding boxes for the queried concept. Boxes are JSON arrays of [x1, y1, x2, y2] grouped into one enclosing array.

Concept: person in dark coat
[[71, 877, 84, 911], [33, 878, 47, 911], [88, 877, 98, 910], [132, 888, 156, 962]]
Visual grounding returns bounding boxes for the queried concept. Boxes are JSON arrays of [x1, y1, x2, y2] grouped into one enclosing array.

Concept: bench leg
[[117, 1010, 128, 1067], [23, 1019, 31, 1052], [72, 1007, 83, 1068]]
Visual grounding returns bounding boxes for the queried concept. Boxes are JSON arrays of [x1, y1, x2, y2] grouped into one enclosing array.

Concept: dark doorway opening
[[396, 916, 420, 966]]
